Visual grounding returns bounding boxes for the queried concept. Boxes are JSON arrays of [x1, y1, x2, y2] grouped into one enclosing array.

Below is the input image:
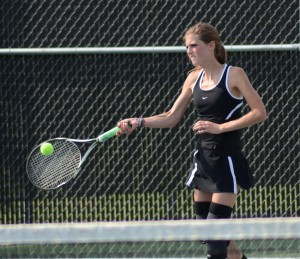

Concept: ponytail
[[215, 41, 227, 64]]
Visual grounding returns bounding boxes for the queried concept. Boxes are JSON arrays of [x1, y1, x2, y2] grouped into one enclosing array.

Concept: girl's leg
[[206, 193, 246, 259], [194, 189, 212, 244], [206, 199, 233, 259], [194, 189, 212, 219], [227, 241, 246, 259], [194, 191, 246, 259]]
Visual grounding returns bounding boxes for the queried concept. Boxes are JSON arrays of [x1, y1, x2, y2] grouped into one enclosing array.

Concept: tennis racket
[[26, 126, 121, 190]]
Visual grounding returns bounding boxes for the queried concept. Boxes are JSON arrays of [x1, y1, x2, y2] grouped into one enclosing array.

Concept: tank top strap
[[218, 64, 230, 89], [192, 69, 204, 92]]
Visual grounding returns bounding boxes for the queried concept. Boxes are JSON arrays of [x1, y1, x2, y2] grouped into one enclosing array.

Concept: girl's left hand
[[193, 120, 223, 134]]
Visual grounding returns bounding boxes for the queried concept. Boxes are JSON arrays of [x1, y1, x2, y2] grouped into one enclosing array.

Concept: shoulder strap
[[192, 69, 204, 92]]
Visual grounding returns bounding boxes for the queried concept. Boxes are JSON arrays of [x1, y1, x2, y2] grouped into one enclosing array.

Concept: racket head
[[26, 139, 82, 190]]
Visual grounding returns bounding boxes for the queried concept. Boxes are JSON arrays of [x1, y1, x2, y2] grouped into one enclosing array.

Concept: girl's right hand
[[117, 118, 138, 136]]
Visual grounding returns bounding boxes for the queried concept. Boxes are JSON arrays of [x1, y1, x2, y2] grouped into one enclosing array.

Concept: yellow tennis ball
[[40, 142, 54, 156]]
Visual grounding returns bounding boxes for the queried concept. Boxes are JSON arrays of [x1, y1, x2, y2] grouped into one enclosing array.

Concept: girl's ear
[[209, 41, 216, 50]]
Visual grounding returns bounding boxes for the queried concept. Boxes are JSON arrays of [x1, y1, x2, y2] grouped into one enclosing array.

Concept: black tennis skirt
[[185, 141, 254, 193]]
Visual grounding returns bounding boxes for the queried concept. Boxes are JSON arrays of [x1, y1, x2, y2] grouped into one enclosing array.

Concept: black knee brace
[[194, 201, 211, 219], [194, 201, 211, 244], [208, 202, 233, 219], [206, 202, 233, 259]]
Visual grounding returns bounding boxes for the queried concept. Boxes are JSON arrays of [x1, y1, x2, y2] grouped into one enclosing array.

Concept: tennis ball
[[40, 142, 54, 156]]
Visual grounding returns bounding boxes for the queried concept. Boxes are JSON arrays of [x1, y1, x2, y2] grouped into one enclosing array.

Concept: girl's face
[[185, 33, 212, 66]]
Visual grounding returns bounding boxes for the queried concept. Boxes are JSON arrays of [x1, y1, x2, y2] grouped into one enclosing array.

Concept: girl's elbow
[[167, 113, 181, 128], [169, 121, 179, 128], [262, 112, 268, 122], [168, 117, 180, 128], [258, 109, 268, 123]]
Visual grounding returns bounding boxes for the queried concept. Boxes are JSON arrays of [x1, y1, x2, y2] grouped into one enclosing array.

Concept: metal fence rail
[[0, 44, 300, 55]]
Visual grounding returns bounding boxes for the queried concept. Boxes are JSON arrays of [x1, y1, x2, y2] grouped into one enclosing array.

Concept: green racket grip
[[97, 127, 120, 142]]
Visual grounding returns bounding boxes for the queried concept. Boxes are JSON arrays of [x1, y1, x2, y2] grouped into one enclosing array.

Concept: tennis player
[[118, 22, 267, 259]]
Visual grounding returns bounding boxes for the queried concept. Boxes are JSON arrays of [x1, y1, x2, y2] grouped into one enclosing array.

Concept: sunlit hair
[[183, 22, 227, 64]]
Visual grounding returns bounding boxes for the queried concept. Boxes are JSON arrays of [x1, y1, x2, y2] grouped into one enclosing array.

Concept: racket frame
[[26, 126, 121, 190]]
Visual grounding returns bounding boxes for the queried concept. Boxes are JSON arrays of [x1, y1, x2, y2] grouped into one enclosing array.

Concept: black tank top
[[193, 64, 243, 145]]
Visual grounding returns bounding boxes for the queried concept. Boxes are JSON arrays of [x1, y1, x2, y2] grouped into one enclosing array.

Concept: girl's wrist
[[135, 117, 145, 128]]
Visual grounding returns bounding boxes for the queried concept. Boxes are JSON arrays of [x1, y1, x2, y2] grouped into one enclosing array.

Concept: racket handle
[[97, 127, 120, 142]]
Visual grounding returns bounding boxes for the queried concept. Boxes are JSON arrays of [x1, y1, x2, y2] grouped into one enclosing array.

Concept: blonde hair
[[183, 22, 227, 64]]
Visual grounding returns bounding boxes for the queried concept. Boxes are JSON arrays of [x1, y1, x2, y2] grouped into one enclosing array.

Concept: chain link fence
[[0, 0, 299, 257], [1, 0, 299, 47]]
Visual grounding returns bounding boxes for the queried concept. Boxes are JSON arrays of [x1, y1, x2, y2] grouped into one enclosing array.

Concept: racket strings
[[27, 140, 81, 189]]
